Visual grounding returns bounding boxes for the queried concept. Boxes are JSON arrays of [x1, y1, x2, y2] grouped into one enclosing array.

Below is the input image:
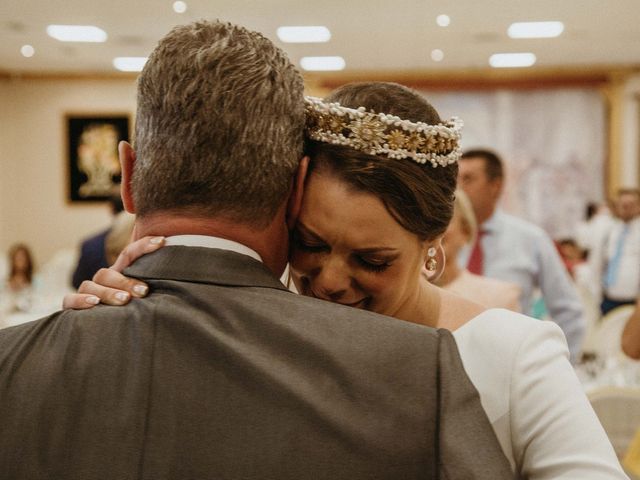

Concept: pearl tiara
[[304, 96, 463, 167]]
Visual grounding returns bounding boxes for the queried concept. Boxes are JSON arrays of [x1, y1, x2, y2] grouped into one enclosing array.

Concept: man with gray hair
[[0, 21, 510, 479]]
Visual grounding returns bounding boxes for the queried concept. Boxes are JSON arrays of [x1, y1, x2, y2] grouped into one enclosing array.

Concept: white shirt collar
[[481, 209, 502, 233], [163, 235, 263, 263]]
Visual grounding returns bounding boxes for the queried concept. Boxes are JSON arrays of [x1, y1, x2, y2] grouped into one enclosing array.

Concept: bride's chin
[[334, 297, 375, 312], [299, 285, 374, 312]]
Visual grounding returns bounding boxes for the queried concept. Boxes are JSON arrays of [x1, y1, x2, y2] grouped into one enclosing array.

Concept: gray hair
[[132, 20, 305, 225]]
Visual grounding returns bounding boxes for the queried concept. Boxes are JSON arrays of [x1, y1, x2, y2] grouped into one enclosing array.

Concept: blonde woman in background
[[104, 212, 136, 266], [434, 190, 521, 311]]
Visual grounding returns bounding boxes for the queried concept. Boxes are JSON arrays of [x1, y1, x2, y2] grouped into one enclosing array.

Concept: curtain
[[419, 88, 606, 239]]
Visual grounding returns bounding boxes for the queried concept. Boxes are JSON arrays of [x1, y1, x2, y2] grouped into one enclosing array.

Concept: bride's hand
[[62, 236, 165, 309]]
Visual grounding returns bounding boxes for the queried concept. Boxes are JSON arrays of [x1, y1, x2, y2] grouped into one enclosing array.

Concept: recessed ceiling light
[[431, 49, 444, 62], [173, 1, 187, 13], [436, 15, 450, 27], [113, 57, 148, 72], [489, 53, 536, 68], [277, 26, 331, 43], [20, 45, 35, 58], [508, 21, 564, 39], [46, 25, 107, 42], [300, 56, 345, 71]]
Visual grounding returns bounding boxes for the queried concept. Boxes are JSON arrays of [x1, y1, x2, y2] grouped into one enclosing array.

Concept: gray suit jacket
[[0, 246, 511, 479]]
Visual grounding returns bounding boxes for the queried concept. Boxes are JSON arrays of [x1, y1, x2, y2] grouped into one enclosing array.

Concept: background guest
[[104, 211, 136, 265], [557, 238, 587, 278], [434, 190, 521, 311], [576, 202, 613, 256], [457, 148, 585, 361], [7, 243, 33, 293], [1, 243, 37, 317], [71, 193, 124, 288], [590, 188, 640, 316]]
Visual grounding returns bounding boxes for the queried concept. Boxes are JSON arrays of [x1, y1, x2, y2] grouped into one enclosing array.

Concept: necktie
[[468, 230, 485, 275], [604, 224, 629, 288]]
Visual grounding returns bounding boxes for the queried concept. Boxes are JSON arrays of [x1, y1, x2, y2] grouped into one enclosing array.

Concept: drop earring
[[424, 245, 446, 283], [426, 247, 437, 273]]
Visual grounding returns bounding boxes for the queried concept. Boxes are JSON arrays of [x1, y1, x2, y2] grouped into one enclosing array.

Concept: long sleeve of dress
[[510, 318, 627, 479], [453, 310, 628, 479]]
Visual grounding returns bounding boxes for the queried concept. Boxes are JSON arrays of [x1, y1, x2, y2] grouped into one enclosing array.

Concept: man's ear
[[119, 141, 137, 214], [286, 156, 310, 230]]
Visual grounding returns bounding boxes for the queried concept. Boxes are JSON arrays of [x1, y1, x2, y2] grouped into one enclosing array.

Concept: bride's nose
[[311, 256, 350, 301]]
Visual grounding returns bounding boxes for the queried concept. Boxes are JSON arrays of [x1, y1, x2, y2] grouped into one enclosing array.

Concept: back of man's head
[[132, 20, 305, 227], [460, 149, 504, 181]]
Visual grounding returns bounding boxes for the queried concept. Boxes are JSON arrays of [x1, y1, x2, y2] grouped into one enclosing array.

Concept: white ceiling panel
[[1, 0, 638, 74]]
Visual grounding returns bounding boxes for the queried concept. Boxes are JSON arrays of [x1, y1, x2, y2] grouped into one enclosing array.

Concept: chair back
[[588, 386, 640, 458], [591, 305, 636, 359]]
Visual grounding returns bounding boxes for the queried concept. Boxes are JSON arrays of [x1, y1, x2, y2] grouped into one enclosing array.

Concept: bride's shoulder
[[436, 289, 486, 330], [462, 308, 544, 331], [437, 289, 567, 355], [453, 308, 567, 358]]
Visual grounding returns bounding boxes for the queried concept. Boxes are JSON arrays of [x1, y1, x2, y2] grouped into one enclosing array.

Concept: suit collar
[[124, 246, 290, 292], [164, 235, 263, 263]]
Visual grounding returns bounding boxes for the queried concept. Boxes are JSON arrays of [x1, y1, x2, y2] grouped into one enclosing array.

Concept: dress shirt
[[459, 210, 585, 361], [164, 235, 262, 263], [600, 217, 640, 300]]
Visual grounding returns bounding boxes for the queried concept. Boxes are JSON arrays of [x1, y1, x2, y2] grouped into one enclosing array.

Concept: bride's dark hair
[[306, 82, 457, 242]]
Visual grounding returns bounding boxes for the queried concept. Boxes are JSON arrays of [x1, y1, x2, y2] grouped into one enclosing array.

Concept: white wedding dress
[[453, 309, 628, 479]]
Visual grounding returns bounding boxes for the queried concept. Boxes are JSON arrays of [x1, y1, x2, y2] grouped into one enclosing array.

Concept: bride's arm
[[62, 237, 164, 309], [511, 320, 628, 479]]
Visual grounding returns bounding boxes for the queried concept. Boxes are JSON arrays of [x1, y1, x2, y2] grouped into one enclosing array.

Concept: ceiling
[[1, 0, 639, 76]]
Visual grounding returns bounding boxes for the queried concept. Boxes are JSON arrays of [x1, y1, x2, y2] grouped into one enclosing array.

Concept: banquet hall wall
[[0, 72, 639, 268], [0, 76, 136, 266]]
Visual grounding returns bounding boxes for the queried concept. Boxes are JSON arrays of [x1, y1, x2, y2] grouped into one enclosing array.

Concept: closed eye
[[355, 256, 392, 273], [293, 230, 329, 253]]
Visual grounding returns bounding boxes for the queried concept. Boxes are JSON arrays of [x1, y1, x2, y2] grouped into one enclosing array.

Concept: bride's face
[[289, 171, 430, 318]]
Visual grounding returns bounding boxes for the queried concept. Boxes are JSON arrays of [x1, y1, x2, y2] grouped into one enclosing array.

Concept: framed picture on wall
[[67, 114, 129, 202], [638, 94, 640, 187]]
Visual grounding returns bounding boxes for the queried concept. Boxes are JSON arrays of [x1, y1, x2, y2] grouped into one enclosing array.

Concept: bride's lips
[[338, 298, 367, 308], [307, 287, 368, 309]]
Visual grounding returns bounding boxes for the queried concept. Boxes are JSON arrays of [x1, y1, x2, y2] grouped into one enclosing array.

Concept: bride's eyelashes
[[293, 231, 328, 253], [355, 256, 392, 273], [293, 230, 394, 274]]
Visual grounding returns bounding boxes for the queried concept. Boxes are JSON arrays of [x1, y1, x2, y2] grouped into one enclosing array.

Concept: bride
[[66, 81, 626, 479]]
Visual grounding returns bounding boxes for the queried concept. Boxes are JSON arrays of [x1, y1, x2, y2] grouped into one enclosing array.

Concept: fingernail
[[150, 237, 164, 245], [133, 284, 148, 296], [115, 292, 130, 303], [86, 296, 100, 305]]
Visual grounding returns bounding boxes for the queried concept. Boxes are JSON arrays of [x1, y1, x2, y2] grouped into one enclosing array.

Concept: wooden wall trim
[[2, 65, 638, 86], [304, 66, 640, 91], [0, 70, 138, 81]]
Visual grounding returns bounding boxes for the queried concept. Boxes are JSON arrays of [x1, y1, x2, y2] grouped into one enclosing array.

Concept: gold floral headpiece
[[304, 96, 463, 167]]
